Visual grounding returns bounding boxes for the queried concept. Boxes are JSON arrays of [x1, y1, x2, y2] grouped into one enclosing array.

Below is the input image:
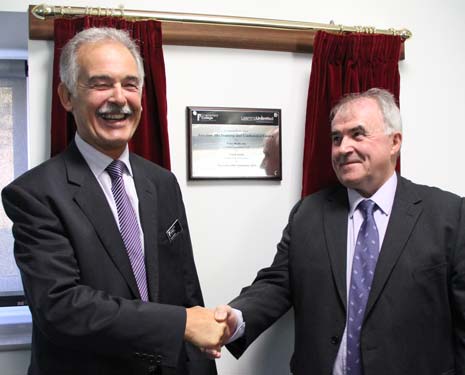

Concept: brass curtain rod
[[31, 4, 412, 40]]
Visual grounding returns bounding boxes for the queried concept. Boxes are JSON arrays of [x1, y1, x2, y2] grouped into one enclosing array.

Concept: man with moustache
[[213, 88, 465, 375], [2, 28, 225, 375]]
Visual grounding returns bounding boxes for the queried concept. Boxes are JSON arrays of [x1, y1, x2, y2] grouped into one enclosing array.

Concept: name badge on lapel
[[166, 219, 183, 242]]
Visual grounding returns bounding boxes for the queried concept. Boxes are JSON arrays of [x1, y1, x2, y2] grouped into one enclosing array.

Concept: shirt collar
[[74, 133, 133, 177], [347, 172, 397, 218]]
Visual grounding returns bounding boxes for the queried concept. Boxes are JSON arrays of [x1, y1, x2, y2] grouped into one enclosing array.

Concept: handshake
[[184, 305, 238, 358]]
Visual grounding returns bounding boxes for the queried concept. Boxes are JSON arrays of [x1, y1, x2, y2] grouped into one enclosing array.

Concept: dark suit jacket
[[228, 176, 465, 375], [1, 142, 216, 375]]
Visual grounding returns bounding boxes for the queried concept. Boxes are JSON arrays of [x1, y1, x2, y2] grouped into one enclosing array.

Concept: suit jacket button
[[330, 336, 339, 345]]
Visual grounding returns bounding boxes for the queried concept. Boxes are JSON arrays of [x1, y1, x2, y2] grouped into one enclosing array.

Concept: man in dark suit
[[213, 88, 465, 374], [1, 27, 226, 375]]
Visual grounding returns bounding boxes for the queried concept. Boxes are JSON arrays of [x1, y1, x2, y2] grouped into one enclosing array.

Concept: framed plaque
[[187, 107, 281, 180]]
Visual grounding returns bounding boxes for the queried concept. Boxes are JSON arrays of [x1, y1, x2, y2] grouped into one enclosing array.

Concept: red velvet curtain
[[51, 16, 170, 169], [301, 31, 402, 197]]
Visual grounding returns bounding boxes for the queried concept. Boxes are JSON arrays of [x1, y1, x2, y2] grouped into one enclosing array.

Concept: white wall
[[2, 1, 465, 374]]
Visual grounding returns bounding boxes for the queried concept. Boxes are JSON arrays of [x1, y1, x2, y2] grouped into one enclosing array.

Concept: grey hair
[[59, 27, 145, 95], [330, 88, 402, 134]]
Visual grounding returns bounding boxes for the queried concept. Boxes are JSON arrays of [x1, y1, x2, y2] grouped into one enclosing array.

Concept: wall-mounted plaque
[[187, 107, 281, 180]]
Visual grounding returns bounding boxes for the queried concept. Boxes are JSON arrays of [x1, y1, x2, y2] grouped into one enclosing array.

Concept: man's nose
[[338, 136, 354, 153], [109, 83, 127, 105]]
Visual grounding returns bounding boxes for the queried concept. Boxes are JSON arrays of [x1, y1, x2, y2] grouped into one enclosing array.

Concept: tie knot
[[106, 160, 125, 181], [358, 199, 376, 218]]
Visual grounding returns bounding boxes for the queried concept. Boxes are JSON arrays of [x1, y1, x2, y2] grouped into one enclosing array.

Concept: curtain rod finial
[[399, 29, 412, 40], [32, 4, 52, 20]]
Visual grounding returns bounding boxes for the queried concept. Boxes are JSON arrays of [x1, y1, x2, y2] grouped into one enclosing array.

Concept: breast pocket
[[412, 262, 447, 282]]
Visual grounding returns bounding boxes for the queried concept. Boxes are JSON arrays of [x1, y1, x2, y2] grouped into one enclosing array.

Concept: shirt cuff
[[225, 308, 246, 344]]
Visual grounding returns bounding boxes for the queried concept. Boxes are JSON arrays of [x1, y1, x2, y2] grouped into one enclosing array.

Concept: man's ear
[[391, 131, 402, 156], [57, 83, 73, 112]]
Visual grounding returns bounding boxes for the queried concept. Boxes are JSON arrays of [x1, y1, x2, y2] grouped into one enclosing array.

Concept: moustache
[[96, 103, 133, 116], [335, 154, 362, 166]]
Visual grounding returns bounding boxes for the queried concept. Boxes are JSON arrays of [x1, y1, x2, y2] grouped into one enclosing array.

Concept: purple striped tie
[[106, 160, 149, 301], [347, 199, 379, 375]]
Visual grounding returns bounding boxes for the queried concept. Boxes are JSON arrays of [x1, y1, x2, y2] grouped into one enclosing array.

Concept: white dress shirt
[[74, 133, 145, 253]]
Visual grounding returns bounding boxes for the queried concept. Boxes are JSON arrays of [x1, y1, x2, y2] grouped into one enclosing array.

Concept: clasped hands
[[184, 305, 237, 358]]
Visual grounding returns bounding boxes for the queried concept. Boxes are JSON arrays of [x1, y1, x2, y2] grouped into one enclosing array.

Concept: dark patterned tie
[[106, 160, 149, 301], [347, 199, 379, 375]]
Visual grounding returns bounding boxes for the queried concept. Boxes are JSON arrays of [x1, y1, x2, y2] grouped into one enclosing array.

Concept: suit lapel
[[64, 143, 141, 299], [365, 177, 423, 317], [131, 155, 160, 302], [324, 186, 349, 311]]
